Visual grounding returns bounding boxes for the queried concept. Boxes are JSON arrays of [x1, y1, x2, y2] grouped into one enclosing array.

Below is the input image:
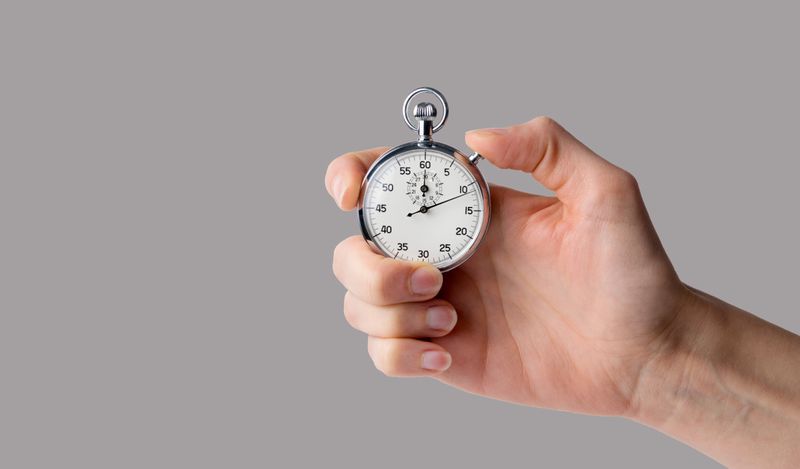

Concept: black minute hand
[[407, 190, 473, 217]]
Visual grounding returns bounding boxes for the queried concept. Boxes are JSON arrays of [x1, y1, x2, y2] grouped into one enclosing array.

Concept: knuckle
[[583, 168, 641, 210], [332, 236, 361, 281], [374, 359, 394, 376], [380, 307, 412, 337], [342, 292, 359, 326], [375, 342, 403, 376], [340, 151, 361, 165], [387, 308, 410, 334], [325, 158, 339, 179], [606, 169, 640, 196], [368, 338, 403, 377], [325, 157, 348, 193], [369, 259, 410, 303], [331, 238, 348, 279], [530, 115, 561, 135], [518, 116, 562, 172]]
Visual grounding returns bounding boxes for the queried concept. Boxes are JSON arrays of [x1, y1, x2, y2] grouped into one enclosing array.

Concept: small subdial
[[406, 171, 444, 206]]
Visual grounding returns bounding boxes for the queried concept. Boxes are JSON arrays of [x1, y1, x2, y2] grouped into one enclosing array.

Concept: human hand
[[325, 117, 690, 417]]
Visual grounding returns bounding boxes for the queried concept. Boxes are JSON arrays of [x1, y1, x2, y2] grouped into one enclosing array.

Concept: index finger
[[324, 147, 389, 211], [465, 117, 631, 207]]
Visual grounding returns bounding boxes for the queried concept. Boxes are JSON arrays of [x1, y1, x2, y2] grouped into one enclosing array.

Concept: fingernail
[[410, 266, 442, 296], [466, 127, 509, 137], [426, 306, 456, 331], [332, 176, 346, 207], [421, 350, 452, 371]]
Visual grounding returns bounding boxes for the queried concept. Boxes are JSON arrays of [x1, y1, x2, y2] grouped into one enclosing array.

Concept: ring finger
[[343, 291, 457, 338]]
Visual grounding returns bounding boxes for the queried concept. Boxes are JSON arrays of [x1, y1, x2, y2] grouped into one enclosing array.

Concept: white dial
[[360, 148, 487, 270]]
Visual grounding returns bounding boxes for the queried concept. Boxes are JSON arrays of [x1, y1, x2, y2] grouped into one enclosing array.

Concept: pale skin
[[324, 117, 800, 468]]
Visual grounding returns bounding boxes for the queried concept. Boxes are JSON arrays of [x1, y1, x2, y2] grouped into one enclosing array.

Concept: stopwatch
[[358, 87, 491, 272]]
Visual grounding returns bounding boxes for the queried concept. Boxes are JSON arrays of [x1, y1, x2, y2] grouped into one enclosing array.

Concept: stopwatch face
[[358, 143, 490, 271]]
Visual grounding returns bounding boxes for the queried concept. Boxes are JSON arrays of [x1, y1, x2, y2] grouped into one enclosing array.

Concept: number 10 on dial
[[358, 87, 491, 272]]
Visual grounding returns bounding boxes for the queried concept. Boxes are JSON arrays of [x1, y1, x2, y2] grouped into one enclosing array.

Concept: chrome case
[[356, 87, 492, 272], [357, 140, 491, 272]]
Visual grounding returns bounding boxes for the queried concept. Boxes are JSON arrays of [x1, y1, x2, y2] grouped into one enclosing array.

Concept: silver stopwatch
[[358, 87, 491, 272]]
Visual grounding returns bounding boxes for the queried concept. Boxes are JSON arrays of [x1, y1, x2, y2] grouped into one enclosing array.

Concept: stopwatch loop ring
[[403, 87, 449, 135]]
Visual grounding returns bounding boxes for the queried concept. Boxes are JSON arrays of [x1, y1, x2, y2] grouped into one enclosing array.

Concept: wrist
[[627, 286, 800, 467], [626, 286, 722, 426], [628, 286, 755, 465]]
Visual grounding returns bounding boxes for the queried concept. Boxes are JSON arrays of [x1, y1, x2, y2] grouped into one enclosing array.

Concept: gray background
[[2, 1, 798, 468]]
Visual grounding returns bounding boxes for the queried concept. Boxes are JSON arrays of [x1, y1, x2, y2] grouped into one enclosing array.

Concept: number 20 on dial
[[358, 87, 491, 272]]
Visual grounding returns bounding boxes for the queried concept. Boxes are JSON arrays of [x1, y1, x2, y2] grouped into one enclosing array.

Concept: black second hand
[[407, 190, 473, 217]]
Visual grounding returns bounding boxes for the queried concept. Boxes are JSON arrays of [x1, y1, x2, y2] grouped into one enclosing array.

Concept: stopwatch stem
[[417, 117, 433, 142]]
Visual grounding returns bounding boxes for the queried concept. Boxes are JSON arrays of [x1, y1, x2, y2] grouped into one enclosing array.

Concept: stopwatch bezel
[[357, 140, 491, 272]]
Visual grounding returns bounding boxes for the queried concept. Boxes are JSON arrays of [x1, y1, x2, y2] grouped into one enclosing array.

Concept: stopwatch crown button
[[468, 152, 484, 165], [413, 102, 437, 121]]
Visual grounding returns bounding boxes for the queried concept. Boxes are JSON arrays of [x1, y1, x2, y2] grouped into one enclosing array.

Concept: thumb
[[465, 117, 630, 205]]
